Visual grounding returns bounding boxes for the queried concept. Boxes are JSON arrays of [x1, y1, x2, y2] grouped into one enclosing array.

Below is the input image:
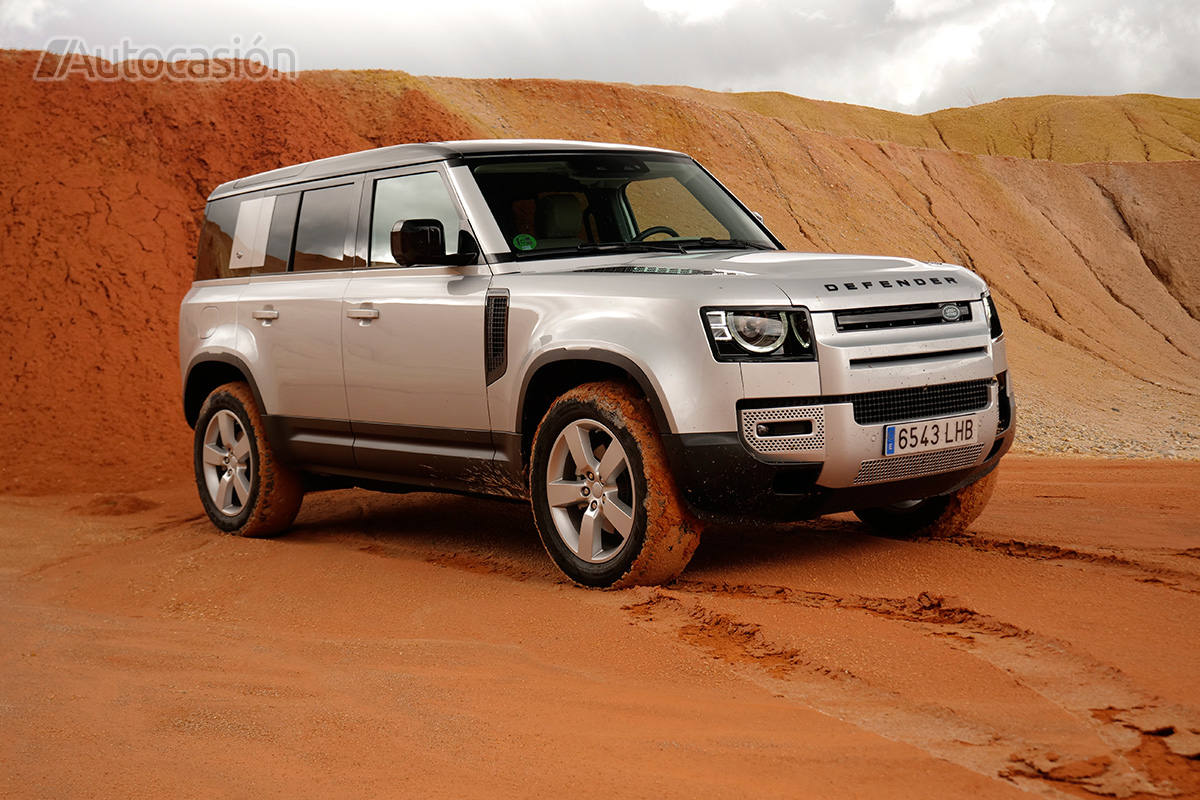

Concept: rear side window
[[194, 197, 240, 281], [292, 184, 356, 272], [260, 192, 299, 274]]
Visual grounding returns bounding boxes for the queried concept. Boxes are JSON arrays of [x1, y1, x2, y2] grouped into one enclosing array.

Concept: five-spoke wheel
[[192, 381, 303, 537], [201, 409, 254, 516], [531, 381, 703, 587], [544, 418, 637, 564]]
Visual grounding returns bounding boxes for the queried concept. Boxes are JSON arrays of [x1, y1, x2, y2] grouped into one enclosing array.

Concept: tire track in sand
[[624, 583, 1200, 799]]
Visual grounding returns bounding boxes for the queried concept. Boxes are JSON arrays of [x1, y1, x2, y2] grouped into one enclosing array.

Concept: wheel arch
[[515, 350, 672, 470], [183, 353, 267, 429]]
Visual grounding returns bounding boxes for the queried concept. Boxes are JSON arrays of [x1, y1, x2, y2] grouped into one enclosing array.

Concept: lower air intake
[[853, 443, 985, 485]]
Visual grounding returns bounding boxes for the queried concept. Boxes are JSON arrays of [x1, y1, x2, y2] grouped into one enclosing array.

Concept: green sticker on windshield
[[513, 233, 537, 251]]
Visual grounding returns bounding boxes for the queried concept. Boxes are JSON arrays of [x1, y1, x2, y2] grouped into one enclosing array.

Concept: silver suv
[[180, 140, 1014, 586]]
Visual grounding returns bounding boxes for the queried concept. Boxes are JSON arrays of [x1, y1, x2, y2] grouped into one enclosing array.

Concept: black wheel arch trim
[[183, 352, 268, 429], [515, 348, 673, 437]]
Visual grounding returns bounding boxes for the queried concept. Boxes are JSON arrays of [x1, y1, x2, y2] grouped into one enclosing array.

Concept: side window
[[292, 184, 356, 272], [369, 172, 462, 267], [230, 195, 275, 271], [624, 177, 728, 239], [194, 196, 240, 281], [259, 192, 299, 274]]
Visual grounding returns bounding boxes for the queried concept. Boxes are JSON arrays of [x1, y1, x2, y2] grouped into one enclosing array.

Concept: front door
[[341, 166, 493, 483]]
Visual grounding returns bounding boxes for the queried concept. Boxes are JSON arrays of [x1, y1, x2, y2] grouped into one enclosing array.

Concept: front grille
[[836, 379, 991, 425], [741, 405, 825, 456], [854, 443, 985, 485], [835, 302, 972, 332], [484, 292, 509, 384]]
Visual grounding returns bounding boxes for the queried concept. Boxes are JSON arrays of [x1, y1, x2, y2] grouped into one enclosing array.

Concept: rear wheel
[[853, 469, 998, 538], [193, 381, 303, 537], [530, 381, 702, 588]]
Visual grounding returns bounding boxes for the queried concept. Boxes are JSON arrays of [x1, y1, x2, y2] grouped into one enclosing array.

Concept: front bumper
[[661, 381, 1016, 522]]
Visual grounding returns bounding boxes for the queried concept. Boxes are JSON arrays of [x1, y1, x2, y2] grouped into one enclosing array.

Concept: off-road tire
[[854, 468, 999, 538], [530, 381, 703, 588], [193, 381, 303, 537]]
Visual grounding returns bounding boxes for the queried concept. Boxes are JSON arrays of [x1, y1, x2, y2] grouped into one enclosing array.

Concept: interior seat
[[534, 194, 584, 249]]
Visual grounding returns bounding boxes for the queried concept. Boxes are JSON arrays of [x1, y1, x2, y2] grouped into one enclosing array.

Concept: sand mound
[[647, 87, 1200, 163], [1, 50, 1197, 493]]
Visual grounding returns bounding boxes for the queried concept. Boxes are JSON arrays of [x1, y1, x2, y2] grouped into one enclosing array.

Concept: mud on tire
[[530, 381, 703, 588], [853, 468, 999, 539], [193, 381, 303, 538]]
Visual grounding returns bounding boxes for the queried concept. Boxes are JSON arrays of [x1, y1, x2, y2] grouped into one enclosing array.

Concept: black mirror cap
[[390, 220, 480, 267], [392, 219, 445, 265]]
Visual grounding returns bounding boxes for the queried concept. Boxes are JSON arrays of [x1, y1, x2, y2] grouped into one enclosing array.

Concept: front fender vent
[[485, 290, 509, 385]]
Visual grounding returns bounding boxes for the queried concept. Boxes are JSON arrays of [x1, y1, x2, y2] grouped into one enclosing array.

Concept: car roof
[[207, 139, 687, 200]]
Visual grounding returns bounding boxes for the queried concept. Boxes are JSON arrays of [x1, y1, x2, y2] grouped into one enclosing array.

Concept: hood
[[586, 250, 988, 311]]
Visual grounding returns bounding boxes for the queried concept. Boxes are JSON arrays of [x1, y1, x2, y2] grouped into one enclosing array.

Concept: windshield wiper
[[683, 237, 776, 251]]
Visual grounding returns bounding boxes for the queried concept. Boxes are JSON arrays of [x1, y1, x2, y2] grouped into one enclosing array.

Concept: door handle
[[252, 308, 279, 320], [346, 307, 380, 321]]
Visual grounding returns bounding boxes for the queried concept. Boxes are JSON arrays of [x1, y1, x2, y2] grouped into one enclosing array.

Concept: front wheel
[[530, 381, 702, 588], [193, 381, 303, 537], [853, 469, 999, 538]]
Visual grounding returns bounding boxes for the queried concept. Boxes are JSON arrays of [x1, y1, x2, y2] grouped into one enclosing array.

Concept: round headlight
[[728, 312, 787, 353]]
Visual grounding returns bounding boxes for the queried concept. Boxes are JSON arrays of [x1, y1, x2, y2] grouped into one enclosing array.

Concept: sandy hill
[[647, 87, 1200, 163], [1, 50, 1197, 494]]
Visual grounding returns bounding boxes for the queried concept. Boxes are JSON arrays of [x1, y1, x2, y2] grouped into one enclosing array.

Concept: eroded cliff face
[[1, 50, 1196, 492]]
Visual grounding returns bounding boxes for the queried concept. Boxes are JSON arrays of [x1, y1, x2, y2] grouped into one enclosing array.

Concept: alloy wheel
[[544, 418, 637, 564], [201, 409, 254, 516]]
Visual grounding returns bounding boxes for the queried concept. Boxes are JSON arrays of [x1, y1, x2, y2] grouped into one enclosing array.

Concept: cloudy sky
[[1, 0, 1196, 113]]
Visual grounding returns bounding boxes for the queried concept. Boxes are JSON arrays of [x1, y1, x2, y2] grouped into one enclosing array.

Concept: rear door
[[236, 177, 362, 468], [341, 164, 494, 482]]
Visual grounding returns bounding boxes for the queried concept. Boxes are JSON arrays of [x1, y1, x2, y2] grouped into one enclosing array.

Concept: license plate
[[884, 415, 981, 456]]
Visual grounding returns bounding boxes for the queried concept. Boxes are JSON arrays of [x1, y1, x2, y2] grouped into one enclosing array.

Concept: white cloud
[[643, 0, 742, 24], [890, 0, 975, 22], [0, 0, 63, 31], [885, 19, 985, 108]]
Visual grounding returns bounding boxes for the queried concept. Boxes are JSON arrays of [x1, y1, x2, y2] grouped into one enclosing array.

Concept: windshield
[[465, 153, 778, 256]]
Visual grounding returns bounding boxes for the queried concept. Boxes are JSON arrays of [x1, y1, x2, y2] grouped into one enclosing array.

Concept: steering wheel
[[631, 225, 680, 242]]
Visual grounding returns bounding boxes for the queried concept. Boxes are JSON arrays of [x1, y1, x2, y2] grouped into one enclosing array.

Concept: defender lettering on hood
[[823, 276, 959, 292]]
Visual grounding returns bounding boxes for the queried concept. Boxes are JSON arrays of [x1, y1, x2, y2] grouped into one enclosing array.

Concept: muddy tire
[[193, 381, 303, 537], [854, 469, 999, 538], [530, 381, 703, 588]]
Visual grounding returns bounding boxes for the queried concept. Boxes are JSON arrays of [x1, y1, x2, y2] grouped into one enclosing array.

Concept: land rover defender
[[180, 139, 1014, 586]]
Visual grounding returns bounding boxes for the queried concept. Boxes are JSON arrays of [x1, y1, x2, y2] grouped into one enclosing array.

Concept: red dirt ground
[[1, 457, 1198, 798]]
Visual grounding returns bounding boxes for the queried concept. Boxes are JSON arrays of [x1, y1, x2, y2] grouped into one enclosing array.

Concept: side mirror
[[390, 220, 480, 267], [392, 219, 445, 265]]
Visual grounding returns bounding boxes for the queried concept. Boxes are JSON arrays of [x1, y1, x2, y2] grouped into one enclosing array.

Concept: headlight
[[703, 308, 817, 361], [729, 312, 787, 353]]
